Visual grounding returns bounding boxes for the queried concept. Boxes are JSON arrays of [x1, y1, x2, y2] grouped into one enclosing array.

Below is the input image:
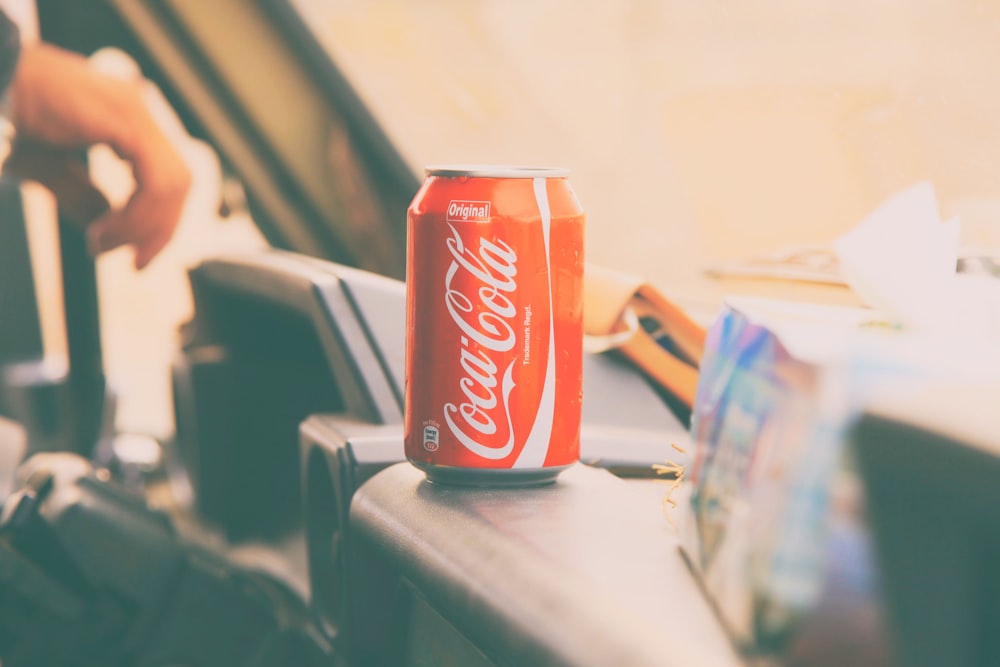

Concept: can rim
[[425, 165, 570, 178]]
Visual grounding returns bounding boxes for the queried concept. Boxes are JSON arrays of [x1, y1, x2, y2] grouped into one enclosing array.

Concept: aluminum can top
[[424, 165, 570, 179]]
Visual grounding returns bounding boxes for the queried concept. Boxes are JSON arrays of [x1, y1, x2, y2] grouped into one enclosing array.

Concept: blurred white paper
[[833, 182, 961, 329]]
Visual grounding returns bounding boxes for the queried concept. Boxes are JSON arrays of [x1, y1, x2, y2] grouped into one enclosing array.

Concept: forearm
[[3, 37, 190, 268]]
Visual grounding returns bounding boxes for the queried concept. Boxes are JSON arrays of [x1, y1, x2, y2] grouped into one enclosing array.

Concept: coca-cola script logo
[[442, 222, 520, 460]]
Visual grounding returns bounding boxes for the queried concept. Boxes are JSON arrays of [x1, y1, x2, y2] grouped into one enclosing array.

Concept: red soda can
[[405, 166, 585, 485]]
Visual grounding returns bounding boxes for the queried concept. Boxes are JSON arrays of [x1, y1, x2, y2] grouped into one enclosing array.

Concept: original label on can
[[446, 200, 491, 223], [405, 172, 584, 474]]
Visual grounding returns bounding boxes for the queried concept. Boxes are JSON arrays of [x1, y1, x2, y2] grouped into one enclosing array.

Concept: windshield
[[290, 0, 1000, 304]]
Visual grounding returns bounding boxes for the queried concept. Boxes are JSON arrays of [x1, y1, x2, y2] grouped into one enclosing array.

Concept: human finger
[[87, 184, 176, 269], [87, 210, 133, 256], [132, 230, 172, 270], [122, 134, 190, 267], [87, 134, 190, 267]]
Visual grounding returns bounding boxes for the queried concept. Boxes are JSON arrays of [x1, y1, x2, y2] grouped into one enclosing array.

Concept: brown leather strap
[[584, 264, 706, 408]]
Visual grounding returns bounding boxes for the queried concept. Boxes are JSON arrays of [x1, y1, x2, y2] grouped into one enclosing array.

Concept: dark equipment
[[0, 452, 332, 667], [0, 166, 108, 459], [172, 252, 405, 540], [853, 386, 1000, 667]]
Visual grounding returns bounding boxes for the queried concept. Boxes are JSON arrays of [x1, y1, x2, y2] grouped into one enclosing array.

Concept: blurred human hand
[[9, 42, 191, 269]]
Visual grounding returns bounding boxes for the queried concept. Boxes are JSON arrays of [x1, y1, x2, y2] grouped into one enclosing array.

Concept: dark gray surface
[[297, 254, 406, 407], [853, 385, 1000, 667], [350, 461, 740, 667], [300, 415, 405, 656], [0, 181, 43, 366], [0, 179, 104, 456], [176, 252, 404, 536], [580, 353, 691, 469], [190, 251, 403, 425]]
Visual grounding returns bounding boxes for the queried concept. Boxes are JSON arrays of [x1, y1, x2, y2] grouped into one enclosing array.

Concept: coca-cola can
[[405, 165, 585, 485]]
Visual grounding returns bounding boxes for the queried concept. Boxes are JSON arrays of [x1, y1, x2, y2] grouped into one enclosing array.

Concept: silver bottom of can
[[409, 460, 572, 488]]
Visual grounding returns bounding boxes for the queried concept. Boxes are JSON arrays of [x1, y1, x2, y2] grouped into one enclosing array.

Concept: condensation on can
[[404, 165, 585, 486]]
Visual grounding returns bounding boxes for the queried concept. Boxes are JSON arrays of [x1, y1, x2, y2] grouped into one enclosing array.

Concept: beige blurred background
[[10, 0, 1000, 437], [296, 0, 1000, 291]]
